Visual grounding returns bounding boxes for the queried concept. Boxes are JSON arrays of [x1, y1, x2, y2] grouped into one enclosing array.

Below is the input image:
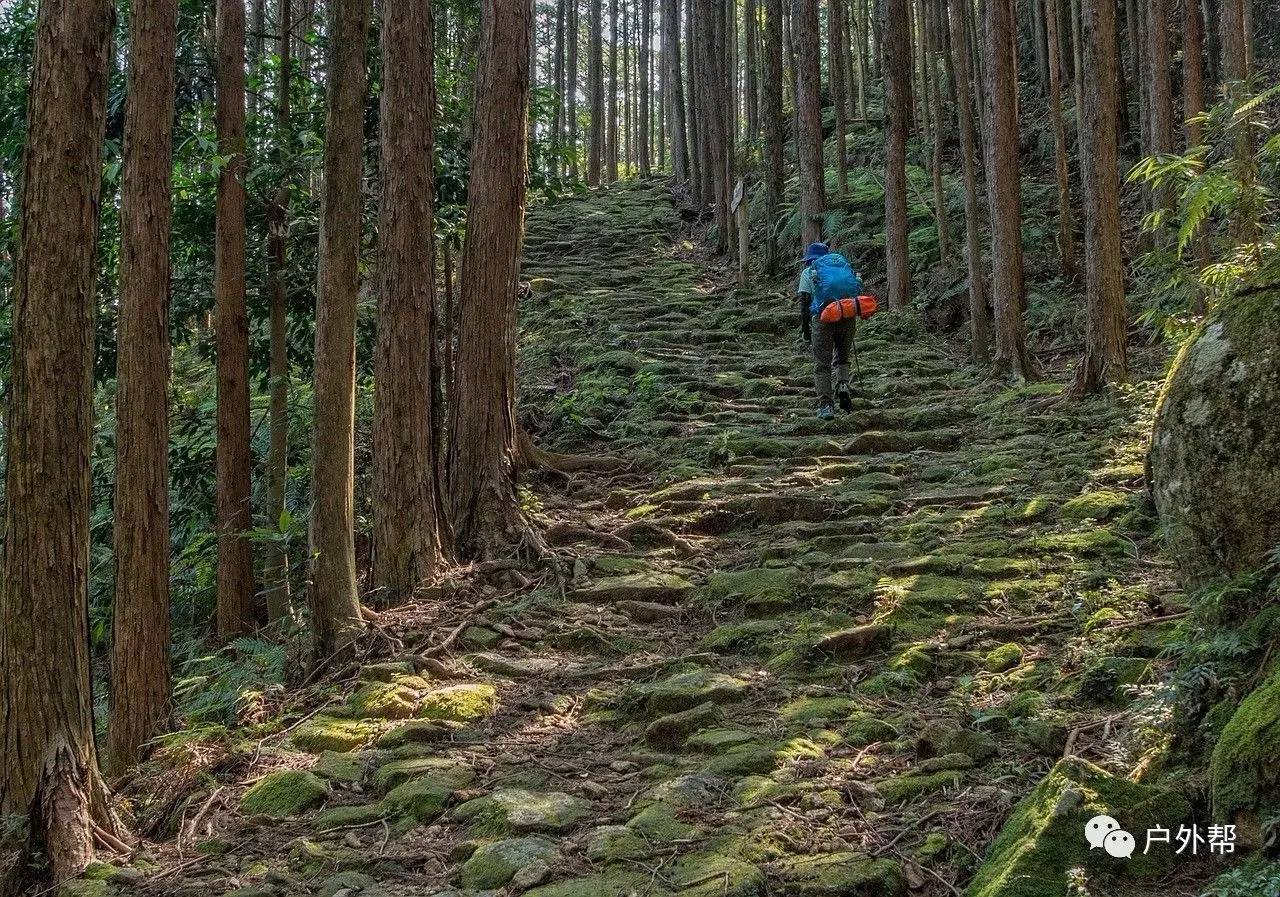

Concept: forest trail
[[130, 180, 1190, 897]]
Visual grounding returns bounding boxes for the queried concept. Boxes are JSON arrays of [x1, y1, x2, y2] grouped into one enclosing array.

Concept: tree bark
[[830, 0, 849, 195], [745, 0, 759, 140], [374, 0, 451, 601], [447, 0, 535, 558], [983, 0, 1035, 379], [554, 0, 567, 175], [264, 0, 293, 624], [948, 0, 991, 362], [1072, 0, 1127, 393], [1184, 0, 1205, 147], [924, 0, 950, 266], [795, 0, 824, 245], [0, 0, 116, 880], [608, 0, 619, 180], [310, 0, 370, 657], [664, 0, 689, 180], [639, 0, 652, 173], [569, 0, 581, 178], [1145, 0, 1173, 213], [883, 0, 912, 309], [588, 0, 605, 183], [215, 0, 255, 639], [108, 0, 178, 778], [1045, 0, 1075, 279], [1219, 0, 1246, 85], [686, 0, 703, 201], [762, 0, 785, 271]]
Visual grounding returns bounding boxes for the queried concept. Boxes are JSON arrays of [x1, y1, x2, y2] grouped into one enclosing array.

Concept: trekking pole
[[852, 315, 860, 377]]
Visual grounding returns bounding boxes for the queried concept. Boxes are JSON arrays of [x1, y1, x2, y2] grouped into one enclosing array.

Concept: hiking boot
[[817, 402, 836, 421], [836, 383, 853, 412]]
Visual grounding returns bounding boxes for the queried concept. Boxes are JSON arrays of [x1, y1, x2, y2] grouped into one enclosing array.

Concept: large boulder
[[1210, 670, 1280, 845], [1149, 293, 1280, 587]]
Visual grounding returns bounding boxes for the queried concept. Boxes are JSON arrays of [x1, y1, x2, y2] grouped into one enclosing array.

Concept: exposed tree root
[[518, 430, 632, 475], [613, 520, 698, 556]]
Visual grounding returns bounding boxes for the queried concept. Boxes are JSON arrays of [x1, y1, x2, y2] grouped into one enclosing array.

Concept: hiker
[[798, 241, 862, 420]]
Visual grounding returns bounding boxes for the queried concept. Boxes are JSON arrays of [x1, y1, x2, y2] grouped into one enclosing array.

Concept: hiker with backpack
[[797, 241, 876, 420]]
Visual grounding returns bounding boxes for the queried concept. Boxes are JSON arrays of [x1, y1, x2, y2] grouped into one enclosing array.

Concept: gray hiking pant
[[812, 316, 853, 405]]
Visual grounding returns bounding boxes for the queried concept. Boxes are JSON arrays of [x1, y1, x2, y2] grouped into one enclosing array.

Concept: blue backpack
[[809, 252, 863, 317]]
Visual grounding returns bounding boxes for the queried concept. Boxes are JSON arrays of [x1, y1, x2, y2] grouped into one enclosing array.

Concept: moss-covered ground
[[101, 180, 1233, 897]]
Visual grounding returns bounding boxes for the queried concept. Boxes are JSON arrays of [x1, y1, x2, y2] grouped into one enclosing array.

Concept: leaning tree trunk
[[263, 0, 293, 623], [108, 0, 178, 778], [762, 0, 785, 272], [794, 0, 824, 245], [948, 0, 991, 362], [215, 0, 255, 639], [0, 0, 117, 881], [310, 0, 370, 657], [447, 0, 535, 559], [983, 0, 1036, 380], [883, 0, 912, 309], [374, 0, 452, 599], [1072, 0, 1127, 394]]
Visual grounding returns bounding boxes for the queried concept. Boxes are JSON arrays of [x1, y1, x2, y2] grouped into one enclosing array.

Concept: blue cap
[[803, 241, 829, 262]]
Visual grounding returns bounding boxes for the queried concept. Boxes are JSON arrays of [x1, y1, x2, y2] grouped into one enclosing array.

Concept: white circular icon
[[1085, 815, 1121, 850], [1103, 829, 1136, 858]]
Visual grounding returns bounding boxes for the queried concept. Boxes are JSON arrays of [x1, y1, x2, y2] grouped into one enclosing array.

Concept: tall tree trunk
[[264, 0, 294, 623], [589, 0, 605, 184], [215, 0, 255, 639], [745, 0, 759, 139], [686, 0, 703, 201], [763, 0, 785, 271], [554, 0, 567, 176], [1184, 0, 1205, 147], [374, 0, 451, 599], [883, 0, 912, 308], [1031, 0, 1048, 91], [448, 0, 534, 558], [623, 0, 632, 171], [854, 0, 868, 117], [608, 0, 619, 180], [830, 0, 849, 195], [569, 0, 582, 178], [795, 0, 824, 245], [924, 0, 950, 265], [310, 0, 370, 657], [1045, 0, 1075, 279], [640, 0, 652, 173], [696, 0, 728, 246], [664, 0, 689, 180], [948, 0, 991, 362], [983, 0, 1035, 379], [108, 0, 178, 778], [1073, 0, 1126, 392], [1145, 0, 1172, 214], [0, 0, 117, 880]]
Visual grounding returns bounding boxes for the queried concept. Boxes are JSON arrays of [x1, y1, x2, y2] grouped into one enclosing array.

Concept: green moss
[[985, 642, 1024, 672], [416, 683, 497, 722], [312, 750, 364, 784], [346, 681, 420, 719], [1032, 529, 1130, 558], [239, 770, 328, 818], [684, 727, 757, 753], [460, 836, 558, 890], [645, 701, 723, 748], [523, 871, 671, 897], [382, 777, 453, 823], [672, 852, 765, 896], [965, 758, 1191, 897], [875, 769, 962, 804], [1060, 490, 1130, 522], [290, 716, 373, 753], [315, 802, 387, 831], [1210, 671, 1280, 820], [704, 567, 799, 608], [780, 695, 860, 725], [373, 756, 475, 794], [775, 851, 905, 896], [454, 788, 590, 835], [586, 825, 651, 861], [700, 619, 783, 654], [843, 713, 899, 746], [641, 669, 750, 714], [628, 802, 698, 842]]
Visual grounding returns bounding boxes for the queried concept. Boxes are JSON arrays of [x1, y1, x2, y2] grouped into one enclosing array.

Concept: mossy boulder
[[641, 669, 750, 714], [645, 701, 723, 748], [1149, 294, 1280, 586], [416, 683, 497, 722], [876, 769, 962, 804], [774, 851, 905, 896], [454, 788, 590, 835], [382, 777, 453, 823], [569, 572, 695, 604], [1210, 670, 1280, 838], [239, 770, 328, 818], [346, 681, 420, 719], [984, 642, 1024, 672], [373, 756, 474, 794], [628, 802, 699, 842], [312, 750, 364, 784], [965, 758, 1191, 897], [290, 716, 373, 753], [586, 824, 651, 861], [704, 567, 800, 613], [1060, 490, 1129, 522], [315, 802, 387, 831], [672, 852, 765, 896], [460, 835, 558, 890], [524, 871, 671, 897]]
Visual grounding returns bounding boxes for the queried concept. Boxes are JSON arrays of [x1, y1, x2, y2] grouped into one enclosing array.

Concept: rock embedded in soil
[[644, 701, 723, 747], [568, 571, 696, 604], [641, 668, 750, 713], [416, 683, 497, 722], [238, 769, 329, 818], [810, 624, 891, 660], [459, 835, 558, 890], [290, 716, 374, 753], [453, 788, 590, 835], [773, 851, 905, 896]]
